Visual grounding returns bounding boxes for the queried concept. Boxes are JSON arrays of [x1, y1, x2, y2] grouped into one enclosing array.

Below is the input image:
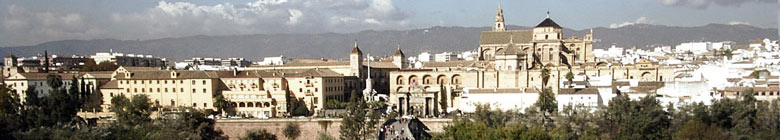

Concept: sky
[[0, 0, 776, 47]]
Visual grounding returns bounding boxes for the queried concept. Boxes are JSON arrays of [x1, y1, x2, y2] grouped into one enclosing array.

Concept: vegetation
[[433, 88, 780, 140], [241, 129, 278, 140], [80, 60, 119, 71], [283, 122, 301, 140], [339, 90, 381, 140], [326, 99, 348, 109]]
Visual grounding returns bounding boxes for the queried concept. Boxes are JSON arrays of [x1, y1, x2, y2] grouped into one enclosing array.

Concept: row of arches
[[232, 101, 276, 108], [396, 74, 462, 85]]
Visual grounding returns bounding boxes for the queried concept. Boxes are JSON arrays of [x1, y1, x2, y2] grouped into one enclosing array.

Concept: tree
[[439, 83, 447, 116], [241, 129, 277, 140], [283, 122, 301, 140], [80, 59, 99, 71], [541, 68, 551, 87], [565, 71, 574, 88], [110, 95, 152, 125], [213, 95, 231, 115], [674, 120, 727, 140], [339, 91, 379, 140], [24, 85, 39, 107], [96, 61, 119, 71], [46, 74, 62, 89], [0, 84, 22, 138], [534, 88, 557, 129], [731, 88, 758, 139]]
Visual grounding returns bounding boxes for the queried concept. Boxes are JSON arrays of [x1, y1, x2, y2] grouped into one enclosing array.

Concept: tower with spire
[[393, 43, 406, 69], [350, 40, 363, 78], [493, 4, 506, 31]]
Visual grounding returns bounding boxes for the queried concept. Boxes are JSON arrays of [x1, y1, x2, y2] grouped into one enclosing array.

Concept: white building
[[256, 55, 288, 65], [434, 52, 458, 62], [459, 88, 539, 112], [417, 52, 432, 62]]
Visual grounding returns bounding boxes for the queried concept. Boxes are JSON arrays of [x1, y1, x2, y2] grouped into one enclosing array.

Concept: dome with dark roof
[[535, 18, 561, 28]]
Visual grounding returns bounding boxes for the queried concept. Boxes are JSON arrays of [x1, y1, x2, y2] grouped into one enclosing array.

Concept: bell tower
[[493, 4, 506, 31], [393, 43, 406, 69], [349, 40, 363, 78]]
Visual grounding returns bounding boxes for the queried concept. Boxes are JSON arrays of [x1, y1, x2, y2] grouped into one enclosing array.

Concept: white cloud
[[659, 0, 774, 9], [364, 18, 382, 24], [0, 0, 412, 46], [728, 21, 750, 25], [609, 16, 653, 28], [286, 9, 303, 25]]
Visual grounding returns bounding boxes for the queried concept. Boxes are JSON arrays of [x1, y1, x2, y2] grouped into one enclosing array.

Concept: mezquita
[[387, 6, 674, 116]]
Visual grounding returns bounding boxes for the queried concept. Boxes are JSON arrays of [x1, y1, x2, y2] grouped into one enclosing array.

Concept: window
[[180, 88, 183, 93], [134, 88, 138, 93], [157, 88, 160, 92], [203, 103, 207, 107], [192, 80, 195, 85], [203, 89, 207, 93], [193, 103, 197, 107], [192, 89, 196, 93], [314, 97, 319, 104], [165, 88, 168, 92], [203, 80, 206, 85]]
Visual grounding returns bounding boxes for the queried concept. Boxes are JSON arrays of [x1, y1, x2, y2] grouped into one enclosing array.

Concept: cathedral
[[481, 6, 595, 70], [387, 6, 674, 117]]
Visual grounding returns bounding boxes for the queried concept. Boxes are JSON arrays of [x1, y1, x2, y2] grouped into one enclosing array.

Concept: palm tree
[[541, 68, 551, 87]]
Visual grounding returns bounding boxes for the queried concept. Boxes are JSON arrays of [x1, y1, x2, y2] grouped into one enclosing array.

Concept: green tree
[[80, 59, 99, 71], [213, 94, 231, 115], [0, 84, 22, 138], [339, 90, 379, 140], [241, 129, 278, 140], [283, 122, 301, 140], [731, 88, 758, 139], [541, 68, 551, 87], [96, 61, 119, 71], [565, 71, 574, 88], [110, 95, 152, 125], [439, 83, 447, 116], [674, 119, 727, 140], [534, 88, 557, 129]]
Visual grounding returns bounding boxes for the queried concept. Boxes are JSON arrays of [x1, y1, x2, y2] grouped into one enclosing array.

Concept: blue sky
[[0, 0, 776, 47]]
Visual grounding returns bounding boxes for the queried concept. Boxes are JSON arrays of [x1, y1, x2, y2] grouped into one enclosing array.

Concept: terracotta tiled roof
[[121, 66, 160, 71], [558, 88, 599, 95], [421, 61, 476, 68], [10, 73, 82, 80], [468, 88, 538, 94], [479, 30, 533, 45], [100, 80, 119, 89]]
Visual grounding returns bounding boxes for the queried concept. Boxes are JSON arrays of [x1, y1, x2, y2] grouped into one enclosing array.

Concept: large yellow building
[[388, 7, 675, 116]]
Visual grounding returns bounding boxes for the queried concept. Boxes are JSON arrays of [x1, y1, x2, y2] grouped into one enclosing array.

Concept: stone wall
[[215, 118, 452, 140]]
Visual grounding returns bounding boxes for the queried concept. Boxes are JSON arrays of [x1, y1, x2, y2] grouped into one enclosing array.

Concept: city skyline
[[0, 0, 776, 47]]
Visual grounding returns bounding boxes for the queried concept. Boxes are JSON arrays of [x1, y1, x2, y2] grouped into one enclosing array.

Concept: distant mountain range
[[0, 24, 776, 61]]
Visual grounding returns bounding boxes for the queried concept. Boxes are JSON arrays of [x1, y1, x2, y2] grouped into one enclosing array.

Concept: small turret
[[393, 43, 406, 68]]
